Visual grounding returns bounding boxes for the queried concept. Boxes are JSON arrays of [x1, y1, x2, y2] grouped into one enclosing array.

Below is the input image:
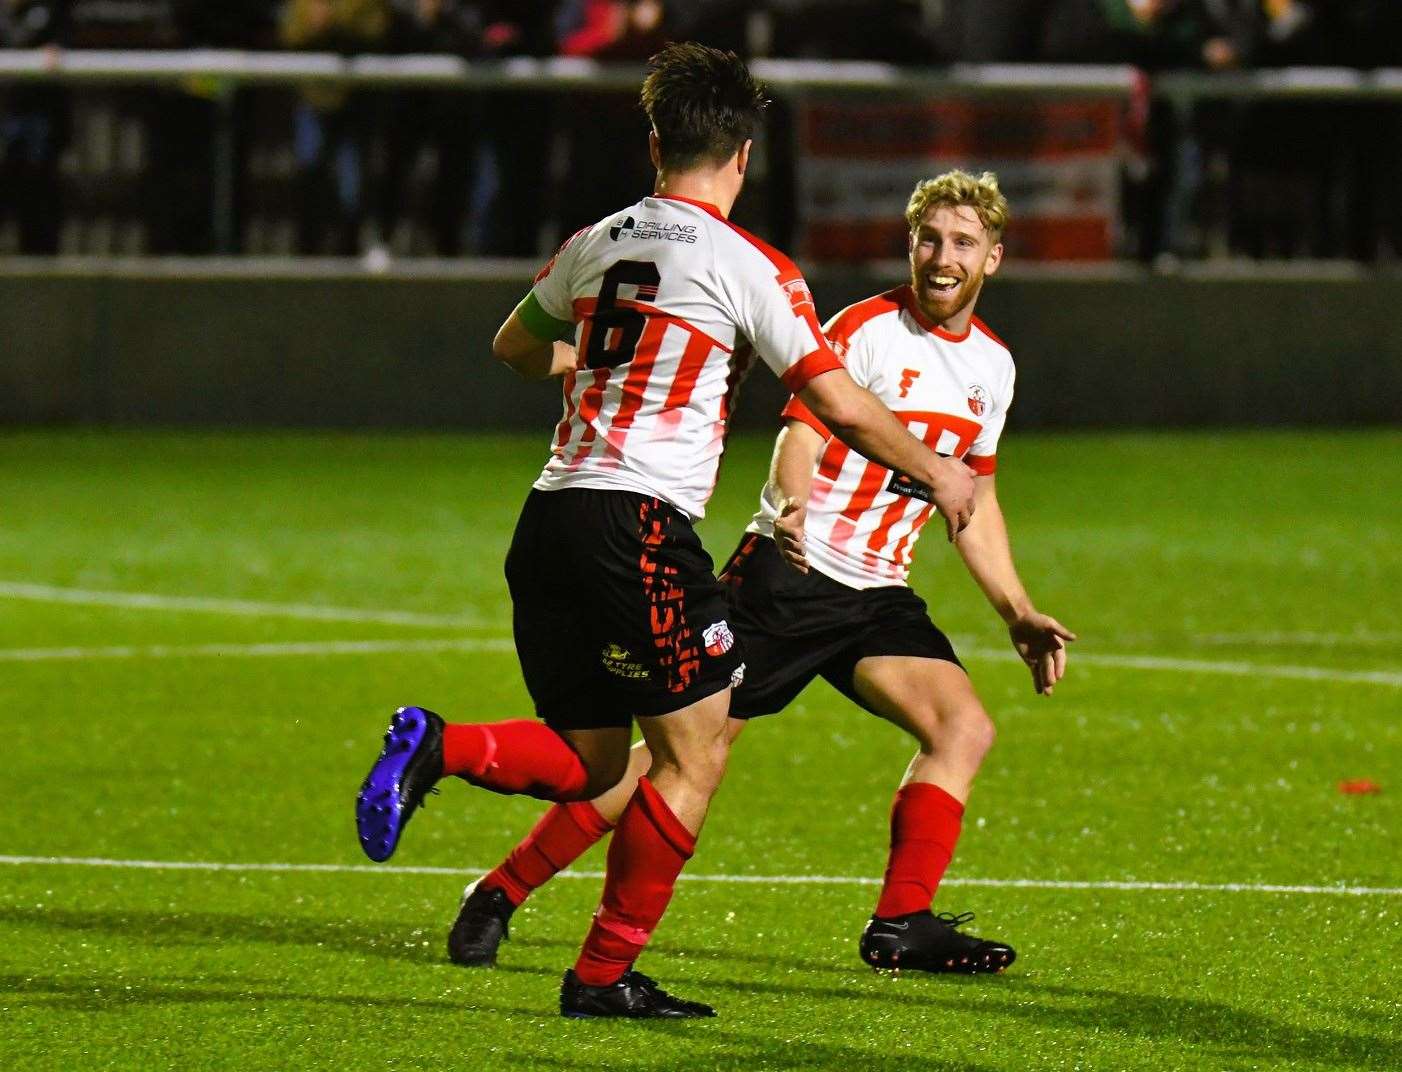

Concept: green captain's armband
[[517, 291, 576, 342]]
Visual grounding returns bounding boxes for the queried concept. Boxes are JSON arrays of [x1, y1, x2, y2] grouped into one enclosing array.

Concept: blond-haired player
[[447, 170, 1073, 976]]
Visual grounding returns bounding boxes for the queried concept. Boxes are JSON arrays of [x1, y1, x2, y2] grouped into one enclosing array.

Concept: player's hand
[[548, 341, 579, 377], [774, 497, 809, 573], [1009, 611, 1077, 695], [929, 457, 976, 543]]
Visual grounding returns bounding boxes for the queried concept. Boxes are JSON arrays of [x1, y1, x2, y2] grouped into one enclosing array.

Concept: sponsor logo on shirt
[[702, 620, 736, 657], [887, 473, 934, 503], [601, 643, 650, 680], [610, 215, 698, 243], [967, 384, 990, 417], [730, 662, 746, 688]]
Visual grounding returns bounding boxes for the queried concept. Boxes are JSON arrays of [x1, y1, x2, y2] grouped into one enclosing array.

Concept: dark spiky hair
[[640, 42, 768, 172]]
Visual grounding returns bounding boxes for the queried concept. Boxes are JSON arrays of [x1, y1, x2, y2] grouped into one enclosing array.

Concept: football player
[[447, 170, 1074, 978], [353, 46, 978, 1018]]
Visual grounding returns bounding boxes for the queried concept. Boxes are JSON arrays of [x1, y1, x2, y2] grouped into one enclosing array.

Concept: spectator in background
[[768, 0, 940, 63], [473, 1, 558, 257], [0, 0, 70, 253], [282, 0, 391, 255], [375, 0, 483, 256], [553, 0, 667, 240]]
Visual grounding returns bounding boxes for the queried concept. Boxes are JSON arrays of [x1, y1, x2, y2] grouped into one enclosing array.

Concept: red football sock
[[440, 720, 588, 800], [484, 801, 615, 907], [874, 781, 965, 919], [573, 777, 695, 987]]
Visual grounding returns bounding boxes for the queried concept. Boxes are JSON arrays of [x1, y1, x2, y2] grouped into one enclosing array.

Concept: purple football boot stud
[[355, 706, 445, 862]]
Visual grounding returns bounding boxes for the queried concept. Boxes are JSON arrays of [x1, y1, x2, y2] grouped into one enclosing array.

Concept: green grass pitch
[[2, 428, 1398, 1071]]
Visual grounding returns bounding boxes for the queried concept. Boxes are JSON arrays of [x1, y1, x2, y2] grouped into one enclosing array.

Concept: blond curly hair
[[905, 170, 1010, 241]]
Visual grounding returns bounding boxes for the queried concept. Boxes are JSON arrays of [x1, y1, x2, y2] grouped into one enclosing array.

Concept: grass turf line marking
[[1, 855, 1397, 897], [5, 580, 1397, 686], [1, 636, 1398, 688], [0, 581, 484, 628], [0, 638, 516, 661]]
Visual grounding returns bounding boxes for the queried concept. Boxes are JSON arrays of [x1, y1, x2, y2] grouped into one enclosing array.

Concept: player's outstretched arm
[[955, 475, 1076, 694], [766, 420, 826, 572], [798, 368, 976, 542], [492, 295, 578, 381]]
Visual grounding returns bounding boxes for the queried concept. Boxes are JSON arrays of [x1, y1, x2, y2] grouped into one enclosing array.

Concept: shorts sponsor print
[[507, 488, 742, 730]]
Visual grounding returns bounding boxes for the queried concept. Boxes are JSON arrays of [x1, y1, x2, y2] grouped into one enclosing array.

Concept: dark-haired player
[[446, 170, 1075, 979], [353, 43, 978, 1018]]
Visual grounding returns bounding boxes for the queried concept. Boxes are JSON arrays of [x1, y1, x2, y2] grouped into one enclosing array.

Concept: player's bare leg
[[849, 655, 1015, 974], [560, 687, 734, 1018], [450, 721, 749, 967]]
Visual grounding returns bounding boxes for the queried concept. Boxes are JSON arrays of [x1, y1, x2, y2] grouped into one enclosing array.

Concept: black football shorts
[[506, 487, 744, 730], [718, 534, 962, 719]]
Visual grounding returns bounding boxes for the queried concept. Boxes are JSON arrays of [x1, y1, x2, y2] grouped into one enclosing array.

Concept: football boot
[[447, 878, 516, 967], [859, 910, 1015, 974], [560, 969, 716, 1019], [355, 706, 444, 862]]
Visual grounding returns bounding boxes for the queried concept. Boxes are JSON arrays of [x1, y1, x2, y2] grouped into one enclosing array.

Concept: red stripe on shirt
[[662, 330, 717, 411], [553, 370, 579, 453], [608, 317, 668, 440], [571, 297, 733, 355], [866, 494, 913, 558], [890, 503, 935, 566], [719, 344, 756, 422], [824, 289, 905, 348], [840, 459, 888, 523], [781, 350, 844, 394], [566, 368, 611, 468], [780, 394, 831, 438], [965, 453, 997, 475], [817, 440, 850, 482]]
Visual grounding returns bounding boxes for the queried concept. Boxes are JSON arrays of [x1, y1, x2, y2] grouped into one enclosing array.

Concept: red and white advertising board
[[797, 99, 1126, 261]]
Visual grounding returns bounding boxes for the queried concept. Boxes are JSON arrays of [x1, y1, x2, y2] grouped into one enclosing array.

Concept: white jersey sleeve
[[966, 352, 1015, 466], [715, 230, 842, 392], [529, 226, 589, 323]]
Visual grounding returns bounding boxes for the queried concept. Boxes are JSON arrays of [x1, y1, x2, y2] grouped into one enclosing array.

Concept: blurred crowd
[[2, 1, 1401, 259]]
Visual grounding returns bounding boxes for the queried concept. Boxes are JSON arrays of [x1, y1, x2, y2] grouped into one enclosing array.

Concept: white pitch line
[[0, 637, 515, 662], [1035, 650, 1402, 688], [0, 636, 1398, 687], [1193, 630, 1402, 648], [0, 581, 484, 628], [0, 854, 1396, 897]]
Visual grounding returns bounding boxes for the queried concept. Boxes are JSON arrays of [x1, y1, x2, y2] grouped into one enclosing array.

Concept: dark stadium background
[[3, 5, 1399, 1071]]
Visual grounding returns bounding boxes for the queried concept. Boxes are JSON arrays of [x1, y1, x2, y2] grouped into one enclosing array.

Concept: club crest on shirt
[[967, 384, 990, 417], [777, 272, 815, 315], [702, 620, 736, 657]]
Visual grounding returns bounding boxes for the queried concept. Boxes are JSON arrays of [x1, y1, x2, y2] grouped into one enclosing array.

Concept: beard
[[912, 265, 983, 326]]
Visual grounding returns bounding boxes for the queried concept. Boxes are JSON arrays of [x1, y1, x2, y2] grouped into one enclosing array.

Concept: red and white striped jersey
[[749, 285, 1015, 589], [529, 194, 841, 518]]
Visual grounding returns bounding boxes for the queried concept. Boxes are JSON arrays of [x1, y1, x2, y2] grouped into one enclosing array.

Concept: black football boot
[[860, 910, 1016, 974], [447, 879, 516, 967], [560, 969, 717, 1019]]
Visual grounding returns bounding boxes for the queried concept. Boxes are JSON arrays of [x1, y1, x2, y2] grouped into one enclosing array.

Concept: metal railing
[[2, 51, 1400, 258]]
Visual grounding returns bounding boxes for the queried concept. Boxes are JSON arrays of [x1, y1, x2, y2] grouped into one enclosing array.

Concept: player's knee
[[906, 701, 993, 762], [953, 706, 996, 763], [676, 734, 730, 796]]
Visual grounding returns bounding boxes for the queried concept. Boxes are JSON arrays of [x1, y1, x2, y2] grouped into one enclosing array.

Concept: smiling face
[[908, 203, 1003, 335]]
